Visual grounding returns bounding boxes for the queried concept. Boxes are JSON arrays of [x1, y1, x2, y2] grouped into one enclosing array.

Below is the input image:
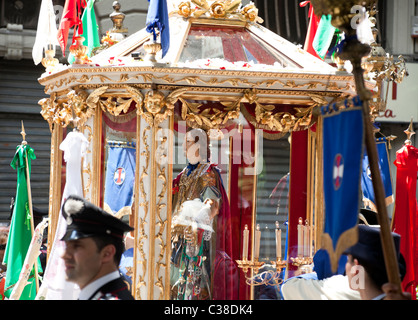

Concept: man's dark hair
[[354, 254, 406, 289], [92, 235, 125, 265]]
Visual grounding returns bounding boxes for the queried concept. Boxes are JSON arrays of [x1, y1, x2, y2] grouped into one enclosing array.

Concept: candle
[[275, 221, 281, 260], [303, 219, 309, 257], [254, 224, 261, 260], [297, 217, 303, 257], [242, 224, 249, 260]]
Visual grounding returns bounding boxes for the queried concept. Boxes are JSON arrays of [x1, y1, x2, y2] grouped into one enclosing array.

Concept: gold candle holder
[[271, 258, 287, 272], [290, 256, 313, 267], [236, 258, 264, 274]]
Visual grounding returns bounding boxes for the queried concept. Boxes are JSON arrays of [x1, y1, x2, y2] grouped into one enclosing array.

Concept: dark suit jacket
[[88, 276, 134, 300]]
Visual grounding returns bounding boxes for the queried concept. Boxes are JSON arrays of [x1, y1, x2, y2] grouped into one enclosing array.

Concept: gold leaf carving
[[244, 89, 315, 132]]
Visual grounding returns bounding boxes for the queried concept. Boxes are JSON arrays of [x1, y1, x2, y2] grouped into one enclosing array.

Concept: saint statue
[[170, 128, 237, 300]]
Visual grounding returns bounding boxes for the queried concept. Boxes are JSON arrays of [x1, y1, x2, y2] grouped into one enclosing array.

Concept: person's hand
[[382, 283, 411, 300]]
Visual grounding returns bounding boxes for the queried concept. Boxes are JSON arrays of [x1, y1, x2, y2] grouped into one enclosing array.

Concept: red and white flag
[[57, 0, 87, 56]]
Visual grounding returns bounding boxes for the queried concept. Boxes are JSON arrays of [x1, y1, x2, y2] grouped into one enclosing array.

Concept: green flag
[[81, 0, 100, 56], [68, 0, 100, 63], [3, 144, 39, 299], [312, 14, 336, 60]]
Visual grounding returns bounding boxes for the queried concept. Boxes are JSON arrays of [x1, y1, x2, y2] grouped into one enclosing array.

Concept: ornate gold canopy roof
[[38, 0, 360, 132]]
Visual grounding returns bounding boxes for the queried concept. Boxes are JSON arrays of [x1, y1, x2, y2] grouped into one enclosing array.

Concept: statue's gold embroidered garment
[[170, 162, 221, 300]]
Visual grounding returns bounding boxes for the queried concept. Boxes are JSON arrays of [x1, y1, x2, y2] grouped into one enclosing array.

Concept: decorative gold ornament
[[143, 40, 162, 63], [180, 0, 262, 22], [39, 92, 59, 131], [179, 95, 242, 130], [240, 2, 263, 23], [236, 257, 287, 287], [244, 89, 315, 132], [138, 87, 189, 127], [69, 36, 88, 64], [404, 118, 415, 145], [178, 1, 192, 17], [210, 2, 226, 18], [41, 47, 59, 73]]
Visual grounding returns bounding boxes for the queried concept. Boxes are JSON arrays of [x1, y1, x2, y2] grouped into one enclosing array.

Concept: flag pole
[[20, 121, 40, 293], [309, 0, 402, 292]]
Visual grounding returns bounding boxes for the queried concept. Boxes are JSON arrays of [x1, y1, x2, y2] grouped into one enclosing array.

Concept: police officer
[[60, 195, 134, 300]]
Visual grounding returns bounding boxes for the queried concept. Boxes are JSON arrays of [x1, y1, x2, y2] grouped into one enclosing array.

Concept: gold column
[[46, 124, 63, 260], [250, 128, 259, 300], [134, 122, 151, 300], [91, 107, 102, 206], [132, 111, 141, 298], [314, 116, 324, 250], [47, 124, 63, 258], [164, 115, 174, 300], [306, 129, 314, 257], [147, 124, 157, 300]]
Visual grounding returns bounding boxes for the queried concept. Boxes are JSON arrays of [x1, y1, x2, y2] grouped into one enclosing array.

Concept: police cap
[[61, 195, 134, 241]]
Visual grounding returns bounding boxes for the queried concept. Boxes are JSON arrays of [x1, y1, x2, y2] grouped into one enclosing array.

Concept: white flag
[[10, 218, 49, 300], [36, 131, 89, 300], [32, 0, 60, 65]]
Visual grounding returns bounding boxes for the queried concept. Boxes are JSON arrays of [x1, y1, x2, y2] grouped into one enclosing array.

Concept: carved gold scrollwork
[[244, 89, 317, 132], [39, 92, 59, 131], [179, 95, 242, 130], [39, 85, 147, 130], [178, 0, 263, 23], [136, 126, 151, 299], [91, 85, 144, 116], [154, 129, 168, 299]]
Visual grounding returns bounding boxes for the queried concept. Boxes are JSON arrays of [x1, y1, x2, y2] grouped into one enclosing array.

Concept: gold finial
[[20, 121, 27, 145], [404, 118, 415, 145], [386, 135, 397, 149], [109, 1, 128, 34]]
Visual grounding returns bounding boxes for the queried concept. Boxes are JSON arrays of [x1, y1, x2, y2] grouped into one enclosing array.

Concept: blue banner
[[146, 0, 170, 57], [361, 137, 394, 211], [321, 99, 364, 272], [104, 141, 136, 217]]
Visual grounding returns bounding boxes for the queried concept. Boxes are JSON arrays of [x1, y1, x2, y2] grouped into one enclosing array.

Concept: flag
[[300, 1, 321, 59], [9, 218, 48, 300], [3, 144, 39, 299], [146, 0, 170, 58], [68, 0, 100, 63], [36, 131, 88, 300], [391, 142, 418, 300], [312, 14, 336, 59], [103, 141, 136, 217], [361, 137, 394, 211], [57, 0, 87, 56], [32, 0, 60, 65], [321, 98, 364, 272], [80, 0, 100, 56]]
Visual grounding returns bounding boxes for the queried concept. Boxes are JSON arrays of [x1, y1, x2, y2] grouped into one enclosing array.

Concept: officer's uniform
[[61, 195, 135, 300]]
